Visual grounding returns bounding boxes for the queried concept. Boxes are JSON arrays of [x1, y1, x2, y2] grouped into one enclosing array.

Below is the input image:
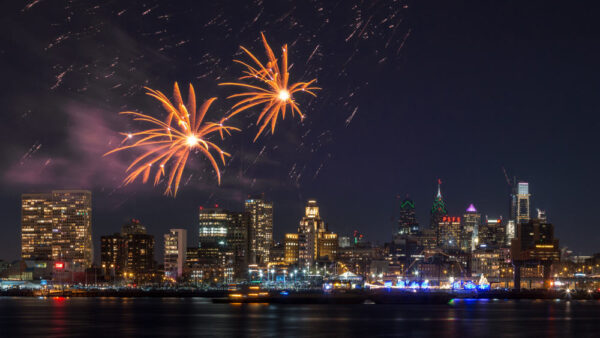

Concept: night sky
[[1, 1, 599, 262]]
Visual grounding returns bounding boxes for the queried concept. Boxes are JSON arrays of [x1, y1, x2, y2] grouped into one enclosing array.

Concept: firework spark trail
[[220, 33, 320, 141], [105, 83, 239, 196]]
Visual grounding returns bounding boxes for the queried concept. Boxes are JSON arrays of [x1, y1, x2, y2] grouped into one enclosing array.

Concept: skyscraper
[[398, 196, 419, 236], [198, 207, 235, 282], [438, 216, 461, 250], [298, 200, 325, 267], [228, 211, 251, 279], [164, 229, 187, 280], [244, 196, 273, 265], [121, 219, 156, 282], [21, 190, 93, 268], [21, 193, 53, 261], [516, 182, 531, 223], [462, 204, 481, 252], [100, 233, 125, 280], [430, 180, 448, 237]]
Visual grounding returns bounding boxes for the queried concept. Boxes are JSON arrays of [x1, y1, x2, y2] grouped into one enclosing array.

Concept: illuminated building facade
[[244, 196, 273, 265], [430, 180, 448, 233], [398, 196, 419, 236], [298, 200, 325, 266], [284, 233, 299, 265], [228, 211, 251, 279], [21, 190, 93, 268], [198, 207, 233, 282], [462, 204, 481, 252], [285, 200, 338, 267], [164, 229, 187, 280], [121, 219, 156, 282], [100, 233, 125, 280], [511, 218, 560, 289], [438, 216, 461, 250], [21, 193, 53, 261], [516, 182, 531, 224], [317, 232, 338, 261], [471, 247, 511, 278], [479, 217, 505, 249]]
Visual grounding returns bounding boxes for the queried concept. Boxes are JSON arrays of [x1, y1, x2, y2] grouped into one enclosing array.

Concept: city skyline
[[8, 177, 592, 266], [1, 1, 599, 261]]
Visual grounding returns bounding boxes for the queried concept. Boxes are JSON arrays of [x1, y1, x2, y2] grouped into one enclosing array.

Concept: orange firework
[[220, 33, 320, 141], [105, 83, 239, 196]]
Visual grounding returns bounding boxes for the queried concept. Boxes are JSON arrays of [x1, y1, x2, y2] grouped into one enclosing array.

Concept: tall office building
[[244, 196, 273, 265], [228, 211, 251, 279], [198, 207, 235, 282], [438, 216, 461, 250], [164, 229, 187, 280], [21, 190, 93, 268], [121, 219, 156, 282], [516, 182, 531, 223], [100, 233, 125, 279], [284, 233, 299, 265], [285, 200, 338, 267], [430, 180, 448, 229], [298, 200, 325, 266], [398, 196, 419, 236], [462, 204, 481, 251], [21, 193, 53, 261], [430, 180, 448, 240], [198, 207, 230, 259], [479, 217, 505, 249]]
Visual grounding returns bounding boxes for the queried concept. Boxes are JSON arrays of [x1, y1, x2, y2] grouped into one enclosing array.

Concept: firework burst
[[220, 33, 320, 141], [105, 83, 239, 196]]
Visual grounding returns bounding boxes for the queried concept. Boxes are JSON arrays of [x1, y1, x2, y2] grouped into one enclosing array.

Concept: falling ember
[[220, 33, 320, 141], [104, 82, 239, 196]]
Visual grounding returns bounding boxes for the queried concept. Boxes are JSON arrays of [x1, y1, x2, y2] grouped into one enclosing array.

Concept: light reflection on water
[[1, 297, 600, 337]]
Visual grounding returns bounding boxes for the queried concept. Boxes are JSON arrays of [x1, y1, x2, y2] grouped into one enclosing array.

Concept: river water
[[1, 297, 599, 337]]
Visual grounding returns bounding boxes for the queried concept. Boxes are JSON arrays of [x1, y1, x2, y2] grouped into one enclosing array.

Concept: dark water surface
[[1, 297, 600, 337]]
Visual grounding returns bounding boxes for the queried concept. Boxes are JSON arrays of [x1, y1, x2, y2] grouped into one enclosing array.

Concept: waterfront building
[[100, 233, 125, 280], [317, 232, 338, 261], [284, 200, 338, 268], [244, 196, 273, 265], [21, 190, 93, 268], [471, 247, 511, 278], [337, 244, 376, 277], [284, 233, 299, 265], [228, 211, 251, 279], [511, 218, 560, 289], [269, 242, 286, 265], [164, 229, 187, 280], [298, 200, 325, 266], [198, 207, 233, 282], [385, 236, 421, 275], [398, 196, 419, 236], [121, 219, 156, 282], [430, 180, 448, 234]]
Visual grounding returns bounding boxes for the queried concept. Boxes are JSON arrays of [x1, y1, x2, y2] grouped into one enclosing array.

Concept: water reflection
[[1, 298, 600, 337]]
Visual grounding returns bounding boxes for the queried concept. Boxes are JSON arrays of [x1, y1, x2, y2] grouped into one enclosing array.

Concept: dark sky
[[1, 0, 599, 262]]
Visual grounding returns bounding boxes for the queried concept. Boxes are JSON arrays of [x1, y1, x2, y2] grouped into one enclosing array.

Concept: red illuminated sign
[[54, 262, 64, 269]]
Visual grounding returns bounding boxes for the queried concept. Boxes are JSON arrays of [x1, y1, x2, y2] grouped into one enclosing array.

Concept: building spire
[[436, 178, 442, 198]]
